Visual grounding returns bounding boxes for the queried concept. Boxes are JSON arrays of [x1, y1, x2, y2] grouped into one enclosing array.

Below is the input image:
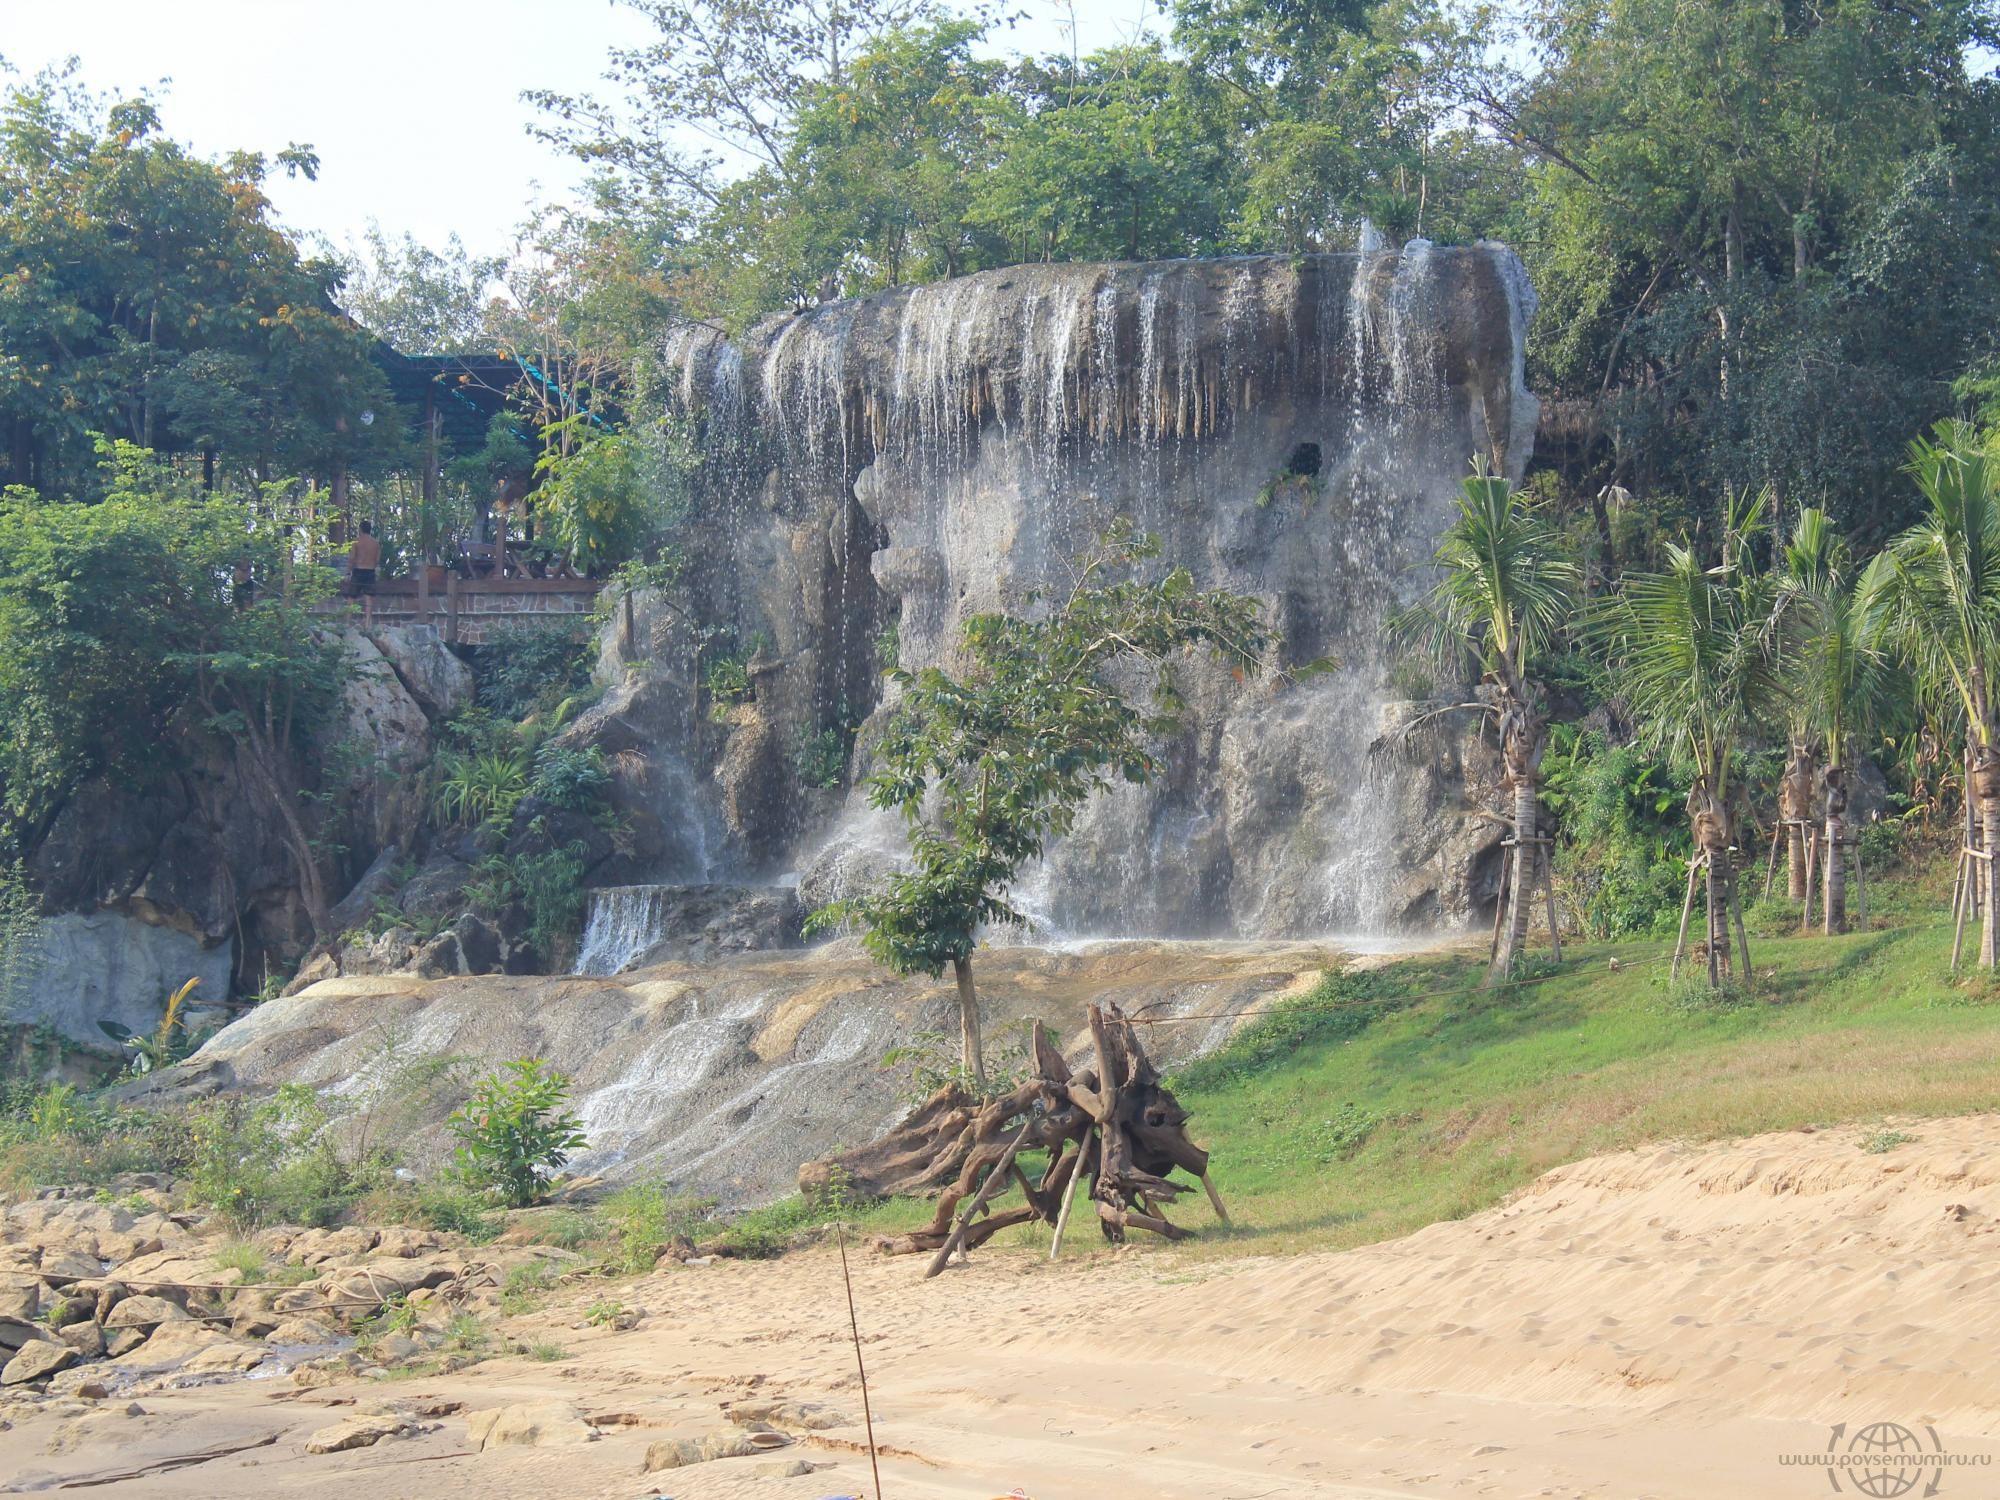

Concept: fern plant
[[432, 748, 531, 829]]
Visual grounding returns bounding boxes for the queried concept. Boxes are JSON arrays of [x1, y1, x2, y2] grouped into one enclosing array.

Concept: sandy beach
[[7, 1113, 2000, 1498]]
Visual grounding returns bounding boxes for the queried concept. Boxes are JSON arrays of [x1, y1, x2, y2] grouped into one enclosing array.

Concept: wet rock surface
[[152, 938, 1352, 1199]]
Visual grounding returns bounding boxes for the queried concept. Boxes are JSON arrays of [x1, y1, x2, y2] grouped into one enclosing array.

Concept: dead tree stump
[[803, 1004, 1223, 1270]]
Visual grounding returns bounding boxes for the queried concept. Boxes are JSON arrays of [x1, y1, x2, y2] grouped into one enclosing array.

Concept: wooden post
[[446, 570, 460, 646], [1541, 846, 1563, 963], [1671, 857, 1700, 981], [1801, 831, 1817, 933], [1855, 838, 1868, 933], [925, 1123, 1029, 1278], [1488, 846, 1512, 966], [1729, 865, 1753, 987], [1763, 820, 1784, 900], [1953, 848, 1973, 973], [1049, 1142, 1089, 1259], [417, 559, 431, 626]]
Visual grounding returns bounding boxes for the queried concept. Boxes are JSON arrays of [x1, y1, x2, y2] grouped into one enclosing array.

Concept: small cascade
[[575, 887, 671, 977], [574, 883, 807, 976]]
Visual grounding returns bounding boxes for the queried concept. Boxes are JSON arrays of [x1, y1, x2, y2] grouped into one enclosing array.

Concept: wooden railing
[[315, 574, 606, 644]]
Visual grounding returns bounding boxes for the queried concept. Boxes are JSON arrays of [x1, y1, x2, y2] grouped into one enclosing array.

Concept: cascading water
[[641, 237, 1537, 944]]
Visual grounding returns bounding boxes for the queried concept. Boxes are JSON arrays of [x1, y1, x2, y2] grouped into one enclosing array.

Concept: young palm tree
[[1776, 509, 1895, 933], [1599, 486, 1783, 987], [1865, 422, 2000, 964], [1390, 470, 1579, 980]]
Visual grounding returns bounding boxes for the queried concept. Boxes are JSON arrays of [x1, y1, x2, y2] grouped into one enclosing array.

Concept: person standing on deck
[[348, 520, 381, 597]]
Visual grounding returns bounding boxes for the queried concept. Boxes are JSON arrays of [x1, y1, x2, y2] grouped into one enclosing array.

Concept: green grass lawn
[[832, 852, 2000, 1263]]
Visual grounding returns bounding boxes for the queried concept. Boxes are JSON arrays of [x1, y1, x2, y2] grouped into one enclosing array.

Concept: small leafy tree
[[447, 1059, 589, 1208], [1597, 486, 1784, 987], [1388, 470, 1579, 979], [810, 522, 1277, 1080], [1866, 422, 2000, 964], [1775, 508, 1895, 933]]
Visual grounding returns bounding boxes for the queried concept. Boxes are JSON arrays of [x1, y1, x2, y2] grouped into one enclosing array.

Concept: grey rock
[[396, 855, 473, 922], [369, 623, 475, 719], [327, 845, 405, 938], [1, 1340, 77, 1384], [9, 912, 232, 1051], [578, 885, 804, 975], [57, 1322, 105, 1360]]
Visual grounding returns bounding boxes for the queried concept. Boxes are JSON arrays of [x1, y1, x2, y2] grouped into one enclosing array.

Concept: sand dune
[[7, 1116, 1999, 1498]]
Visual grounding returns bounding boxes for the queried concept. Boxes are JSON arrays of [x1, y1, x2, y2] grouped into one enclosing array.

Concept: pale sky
[[1, 0, 1160, 263]]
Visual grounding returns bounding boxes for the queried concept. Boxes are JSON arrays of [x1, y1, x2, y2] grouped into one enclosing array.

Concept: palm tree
[[1776, 509, 1895, 934], [1599, 486, 1783, 987], [1865, 422, 2000, 965], [1390, 470, 1579, 979]]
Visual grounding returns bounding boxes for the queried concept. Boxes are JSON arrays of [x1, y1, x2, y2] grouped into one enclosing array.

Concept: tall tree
[[1866, 422, 2000, 964], [337, 226, 504, 356], [1389, 470, 1579, 978], [1489, 0, 2000, 532], [0, 66, 397, 494], [812, 524, 1272, 1080], [0, 442, 350, 933]]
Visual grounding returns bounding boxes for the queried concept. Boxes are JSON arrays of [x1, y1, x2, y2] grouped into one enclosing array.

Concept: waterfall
[[648, 242, 1539, 941]]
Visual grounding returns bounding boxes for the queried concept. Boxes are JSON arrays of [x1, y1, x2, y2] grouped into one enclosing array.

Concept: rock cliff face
[[593, 242, 1536, 943], [16, 625, 462, 1043]]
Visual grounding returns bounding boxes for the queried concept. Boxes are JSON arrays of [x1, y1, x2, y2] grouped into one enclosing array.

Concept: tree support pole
[[1049, 1142, 1089, 1260], [1671, 857, 1701, 981], [1729, 866, 1753, 987], [1488, 846, 1512, 967], [927, 1123, 1028, 1278], [1541, 846, 1563, 963]]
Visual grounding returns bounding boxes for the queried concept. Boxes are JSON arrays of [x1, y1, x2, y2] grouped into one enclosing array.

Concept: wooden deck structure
[[320, 574, 605, 644]]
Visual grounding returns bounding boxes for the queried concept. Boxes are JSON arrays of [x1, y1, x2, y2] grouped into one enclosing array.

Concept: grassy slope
[[845, 853, 2000, 1261]]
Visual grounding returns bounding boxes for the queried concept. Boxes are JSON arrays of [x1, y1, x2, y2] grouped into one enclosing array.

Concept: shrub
[[703, 650, 752, 722], [794, 726, 848, 789], [412, 1184, 500, 1242], [185, 1084, 381, 1229], [600, 1183, 713, 1272], [211, 1242, 267, 1277], [446, 1059, 588, 1208], [432, 748, 531, 829], [476, 625, 594, 724], [529, 743, 611, 810]]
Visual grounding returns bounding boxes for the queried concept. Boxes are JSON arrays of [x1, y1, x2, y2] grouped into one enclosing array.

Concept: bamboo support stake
[[1671, 857, 1701, 980], [1853, 838, 1868, 933], [1801, 831, 1818, 933], [1764, 820, 1784, 900], [1049, 1141, 1089, 1260], [926, 1125, 1028, 1279], [1488, 845, 1512, 965], [1200, 1171, 1231, 1227], [1542, 847, 1563, 963], [1729, 868, 1753, 987]]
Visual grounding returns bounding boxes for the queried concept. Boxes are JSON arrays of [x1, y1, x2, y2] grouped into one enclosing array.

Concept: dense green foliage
[[446, 1059, 589, 1208], [0, 70, 397, 495]]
